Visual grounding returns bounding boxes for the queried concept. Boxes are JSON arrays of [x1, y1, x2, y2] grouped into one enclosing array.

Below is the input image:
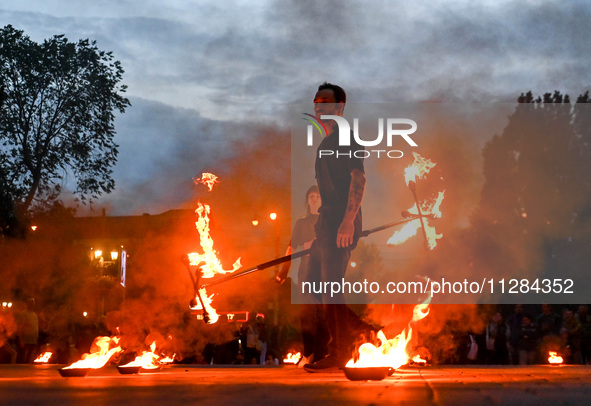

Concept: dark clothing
[[315, 130, 364, 240], [518, 323, 539, 351], [289, 213, 328, 360], [486, 322, 509, 364], [537, 312, 561, 337], [303, 130, 366, 362], [518, 322, 539, 365], [290, 214, 318, 282]]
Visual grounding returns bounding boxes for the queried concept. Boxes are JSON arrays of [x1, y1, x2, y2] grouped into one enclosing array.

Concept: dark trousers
[[300, 304, 328, 360], [302, 213, 366, 361]]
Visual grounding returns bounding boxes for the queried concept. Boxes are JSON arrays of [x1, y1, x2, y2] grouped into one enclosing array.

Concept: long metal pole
[[199, 214, 426, 290]]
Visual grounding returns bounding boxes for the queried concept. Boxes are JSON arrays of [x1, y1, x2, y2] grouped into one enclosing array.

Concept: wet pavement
[[1, 364, 590, 405]]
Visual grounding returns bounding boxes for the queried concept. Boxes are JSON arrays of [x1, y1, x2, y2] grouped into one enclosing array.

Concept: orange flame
[[194, 172, 219, 191], [159, 353, 176, 364], [346, 303, 430, 369], [548, 351, 564, 364], [411, 354, 427, 364], [34, 351, 52, 363], [404, 152, 436, 186], [389, 153, 444, 250], [187, 173, 241, 324], [283, 351, 301, 364], [188, 203, 241, 278], [120, 341, 161, 369], [189, 287, 220, 324], [388, 192, 444, 250], [64, 335, 123, 369]]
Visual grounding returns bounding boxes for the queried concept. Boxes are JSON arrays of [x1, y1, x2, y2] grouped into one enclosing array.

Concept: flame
[[189, 287, 220, 324], [187, 174, 241, 324], [283, 351, 301, 364], [187, 203, 241, 278], [346, 303, 430, 369], [34, 351, 52, 363], [411, 354, 427, 364], [389, 153, 444, 250], [548, 351, 564, 364], [159, 353, 176, 364], [404, 152, 436, 186], [388, 192, 445, 250], [120, 341, 161, 369], [64, 335, 123, 369], [194, 172, 218, 191]]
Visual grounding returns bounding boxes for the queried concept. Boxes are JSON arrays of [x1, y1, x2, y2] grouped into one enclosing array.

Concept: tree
[[0, 25, 130, 236], [472, 91, 591, 283]]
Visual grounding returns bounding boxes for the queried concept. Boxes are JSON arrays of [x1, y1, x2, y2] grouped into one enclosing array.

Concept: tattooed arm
[[337, 168, 365, 248]]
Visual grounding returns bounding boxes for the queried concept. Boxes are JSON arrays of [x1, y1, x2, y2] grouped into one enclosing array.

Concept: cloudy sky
[[1, 0, 589, 215]]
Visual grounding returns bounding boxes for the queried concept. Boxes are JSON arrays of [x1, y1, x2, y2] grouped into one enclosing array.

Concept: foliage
[[473, 90, 591, 278], [0, 25, 130, 236]]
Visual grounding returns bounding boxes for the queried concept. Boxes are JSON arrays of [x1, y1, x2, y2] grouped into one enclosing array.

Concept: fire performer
[[277, 185, 329, 366], [302, 83, 374, 372]]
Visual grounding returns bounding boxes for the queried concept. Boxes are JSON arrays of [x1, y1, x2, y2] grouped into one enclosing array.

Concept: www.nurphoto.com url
[[301, 278, 575, 298]]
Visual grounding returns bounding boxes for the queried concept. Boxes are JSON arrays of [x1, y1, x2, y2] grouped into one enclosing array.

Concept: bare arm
[[337, 168, 365, 248]]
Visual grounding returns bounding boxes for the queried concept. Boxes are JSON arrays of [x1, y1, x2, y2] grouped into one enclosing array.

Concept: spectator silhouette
[[17, 298, 39, 363], [518, 314, 538, 365]]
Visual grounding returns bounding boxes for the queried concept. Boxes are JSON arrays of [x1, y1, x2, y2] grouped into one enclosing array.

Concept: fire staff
[[302, 83, 375, 372]]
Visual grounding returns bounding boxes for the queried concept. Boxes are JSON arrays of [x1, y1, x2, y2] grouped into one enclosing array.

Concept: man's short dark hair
[[318, 82, 346, 103]]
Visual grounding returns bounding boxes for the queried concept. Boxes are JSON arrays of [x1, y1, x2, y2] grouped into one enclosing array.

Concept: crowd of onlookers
[[0, 298, 39, 364], [461, 304, 591, 365], [2, 300, 590, 366]]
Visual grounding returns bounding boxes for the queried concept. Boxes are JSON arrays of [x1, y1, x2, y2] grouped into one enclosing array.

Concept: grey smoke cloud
[[1, 0, 589, 215]]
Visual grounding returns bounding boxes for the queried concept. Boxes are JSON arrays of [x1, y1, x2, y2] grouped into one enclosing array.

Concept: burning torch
[[187, 212, 436, 323]]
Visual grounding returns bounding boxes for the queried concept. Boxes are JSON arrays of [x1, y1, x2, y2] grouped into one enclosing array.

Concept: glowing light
[[411, 354, 427, 364], [194, 172, 219, 191], [119, 341, 160, 370], [30, 225, 38, 231], [388, 154, 444, 250], [252, 219, 259, 226], [346, 303, 430, 369], [94, 250, 102, 259], [404, 152, 436, 186], [34, 352, 53, 363], [548, 351, 563, 364], [283, 351, 301, 364], [110, 251, 119, 261], [350, 262, 357, 268], [270, 212, 277, 220], [64, 335, 123, 369], [83, 312, 88, 317]]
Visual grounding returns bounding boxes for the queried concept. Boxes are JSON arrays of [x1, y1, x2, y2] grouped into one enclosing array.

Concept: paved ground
[[1, 364, 590, 405]]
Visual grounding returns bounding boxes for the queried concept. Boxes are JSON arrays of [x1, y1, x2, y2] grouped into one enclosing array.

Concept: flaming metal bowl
[[139, 367, 161, 373], [58, 368, 91, 378], [343, 366, 393, 381], [117, 365, 142, 374]]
